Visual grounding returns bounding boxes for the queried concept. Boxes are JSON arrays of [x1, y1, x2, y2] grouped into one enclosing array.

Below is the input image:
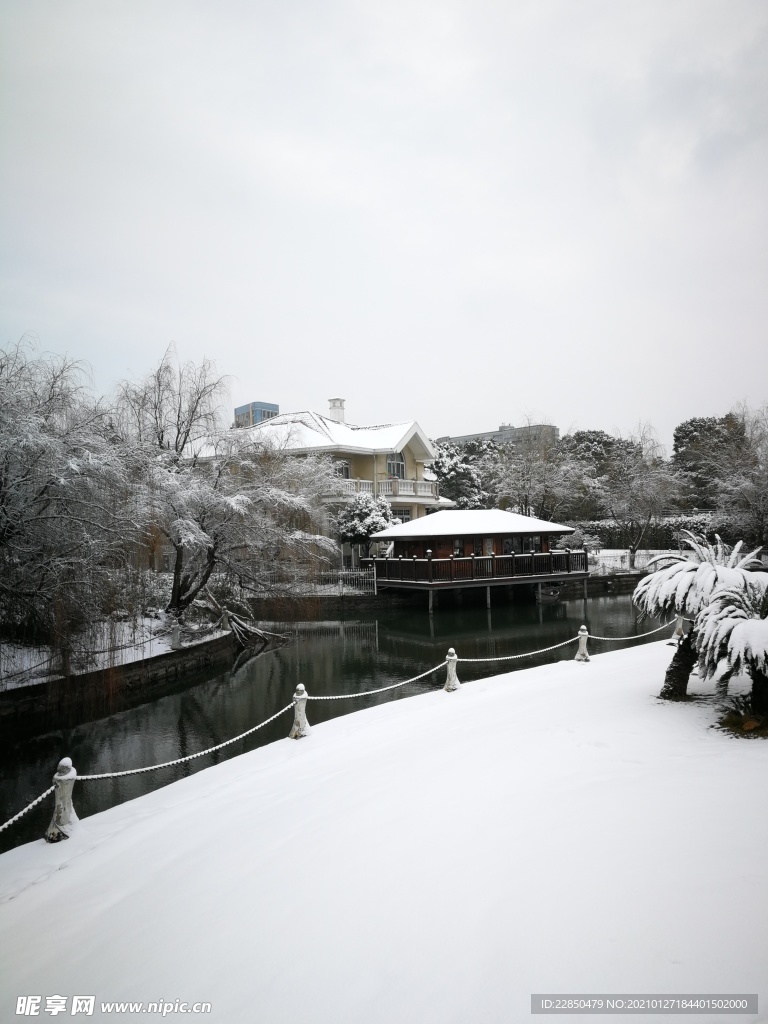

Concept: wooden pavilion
[[370, 509, 588, 608]]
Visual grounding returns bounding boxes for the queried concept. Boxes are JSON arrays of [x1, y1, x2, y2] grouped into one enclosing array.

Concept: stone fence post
[[669, 615, 685, 645], [444, 648, 460, 692], [574, 625, 590, 663], [45, 757, 78, 843], [289, 684, 311, 738]]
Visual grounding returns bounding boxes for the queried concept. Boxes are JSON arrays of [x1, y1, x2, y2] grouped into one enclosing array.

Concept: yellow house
[[239, 398, 450, 527]]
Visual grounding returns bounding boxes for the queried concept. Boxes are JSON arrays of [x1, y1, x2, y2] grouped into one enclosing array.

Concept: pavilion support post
[[429, 590, 434, 615], [583, 578, 588, 599], [486, 586, 491, 609]]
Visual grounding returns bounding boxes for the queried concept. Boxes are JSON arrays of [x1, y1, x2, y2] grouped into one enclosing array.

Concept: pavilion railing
[[373, 550, 588, 583]]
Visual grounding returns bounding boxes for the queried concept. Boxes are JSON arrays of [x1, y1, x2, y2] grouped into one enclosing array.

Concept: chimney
[[328, 398, 345, 423]]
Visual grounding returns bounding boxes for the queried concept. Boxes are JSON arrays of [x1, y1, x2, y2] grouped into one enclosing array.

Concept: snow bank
[[1, 642, 766, 1023]]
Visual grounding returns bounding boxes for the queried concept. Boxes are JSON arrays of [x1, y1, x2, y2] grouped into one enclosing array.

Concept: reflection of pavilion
[[372, 509, 589, 610]]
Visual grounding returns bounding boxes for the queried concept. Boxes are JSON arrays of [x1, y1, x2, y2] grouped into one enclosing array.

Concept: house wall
[[392, 534, 555, 558], [338, 445, 424, 484]]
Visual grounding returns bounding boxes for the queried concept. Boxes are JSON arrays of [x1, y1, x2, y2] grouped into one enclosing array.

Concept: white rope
[[457, 637, 579, 663], [78, 703, 296, 780], [306, 663, 444, 699], [0, 786, 55, 833], [587, 622, 672, 642]]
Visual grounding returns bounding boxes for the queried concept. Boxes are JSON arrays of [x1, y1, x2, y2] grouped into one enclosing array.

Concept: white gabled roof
[[230, 411, 437, 460], [372, 508, 575, 539]]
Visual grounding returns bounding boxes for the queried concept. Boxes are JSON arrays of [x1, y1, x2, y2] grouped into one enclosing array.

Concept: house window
[[392, 508, 411, 523], [453, 538, 463, 556], [334, 460, 351, 479], [387, 452, 405, 479]]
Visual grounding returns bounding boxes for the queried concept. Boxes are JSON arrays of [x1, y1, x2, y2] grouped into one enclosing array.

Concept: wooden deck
[[373, 550, 589, 591]]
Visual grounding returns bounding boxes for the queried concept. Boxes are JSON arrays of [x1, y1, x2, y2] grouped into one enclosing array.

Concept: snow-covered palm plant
[[696, 579, 768, 716], [633, 531, 763, 699]]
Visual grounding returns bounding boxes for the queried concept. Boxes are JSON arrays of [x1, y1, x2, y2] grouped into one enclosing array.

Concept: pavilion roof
[[372, 508, 574, 539]]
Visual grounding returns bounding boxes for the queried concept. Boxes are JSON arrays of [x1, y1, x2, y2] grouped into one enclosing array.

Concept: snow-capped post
[[45, 758, 78, 843], [426, 549, 433, 583], [574, 625, 590, 663], [289, 684, 310, 739], [669, 615, 685, 645], [444, 648, 460, 691]]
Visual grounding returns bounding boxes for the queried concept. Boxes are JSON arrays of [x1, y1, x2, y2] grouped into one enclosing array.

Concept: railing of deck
[[374, 550, 588, 583]]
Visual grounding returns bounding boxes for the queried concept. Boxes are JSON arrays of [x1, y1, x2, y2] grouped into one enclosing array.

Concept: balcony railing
[[329, 479, 439, 499], [373, 550, 588, 585]]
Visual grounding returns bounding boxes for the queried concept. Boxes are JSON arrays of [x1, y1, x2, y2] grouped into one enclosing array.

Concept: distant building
[[436, 422, 560, 447], [234, 401, 279, 428]]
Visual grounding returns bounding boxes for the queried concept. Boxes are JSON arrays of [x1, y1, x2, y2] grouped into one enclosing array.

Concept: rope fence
[[306, 663, 445, 700], [1, 618, 674, 842], [583, 622, 673, 642], [78, 703, 297, 780], [0, 786, 56, 834]]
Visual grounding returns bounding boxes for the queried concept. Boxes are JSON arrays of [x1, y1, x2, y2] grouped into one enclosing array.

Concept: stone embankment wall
[[0, 633, 236, 740]]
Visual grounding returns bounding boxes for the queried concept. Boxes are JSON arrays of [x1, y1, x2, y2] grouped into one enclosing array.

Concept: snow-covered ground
[[1, 641, 766, 1023]]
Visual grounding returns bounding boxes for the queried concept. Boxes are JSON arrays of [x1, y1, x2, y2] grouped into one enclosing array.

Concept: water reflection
[[1, 595, 664, 853]]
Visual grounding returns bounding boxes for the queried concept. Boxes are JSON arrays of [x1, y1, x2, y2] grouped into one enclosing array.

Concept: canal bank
[[1, 594, 666, 855], [0, 572, 645, 739]]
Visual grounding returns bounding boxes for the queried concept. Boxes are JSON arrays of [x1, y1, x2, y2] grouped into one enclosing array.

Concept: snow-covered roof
[[371, 508, 575, 539], [217, 411, 437, 461]]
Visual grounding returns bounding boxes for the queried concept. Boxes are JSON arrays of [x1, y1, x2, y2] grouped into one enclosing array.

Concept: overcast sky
[[1, 1, 766, 450]]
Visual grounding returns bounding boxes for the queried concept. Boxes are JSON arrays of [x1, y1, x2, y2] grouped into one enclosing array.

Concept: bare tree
[[595, 425, 678, 569], [488, 420, 572, 521], [118, 351, 337, 615], [117, 344, 228, 462]]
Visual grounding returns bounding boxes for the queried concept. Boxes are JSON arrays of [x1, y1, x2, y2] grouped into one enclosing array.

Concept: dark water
[[0, 594, 666, 854]]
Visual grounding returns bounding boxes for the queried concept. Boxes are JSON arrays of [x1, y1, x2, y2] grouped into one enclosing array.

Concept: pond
[[0, 594, 668, 854]]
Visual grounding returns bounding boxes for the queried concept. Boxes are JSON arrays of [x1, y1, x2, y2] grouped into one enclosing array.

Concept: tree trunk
[[660, 629, 697, 700], [749, 666, 768, 716], [628, 546, 636, 570], [167, 542, 184, 614]]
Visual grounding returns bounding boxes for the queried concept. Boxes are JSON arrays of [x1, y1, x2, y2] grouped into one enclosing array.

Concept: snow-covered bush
[[335, 493, 399, 555]]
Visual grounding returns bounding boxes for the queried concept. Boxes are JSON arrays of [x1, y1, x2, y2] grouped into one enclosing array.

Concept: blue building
[[234, 401, 279, 428]]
